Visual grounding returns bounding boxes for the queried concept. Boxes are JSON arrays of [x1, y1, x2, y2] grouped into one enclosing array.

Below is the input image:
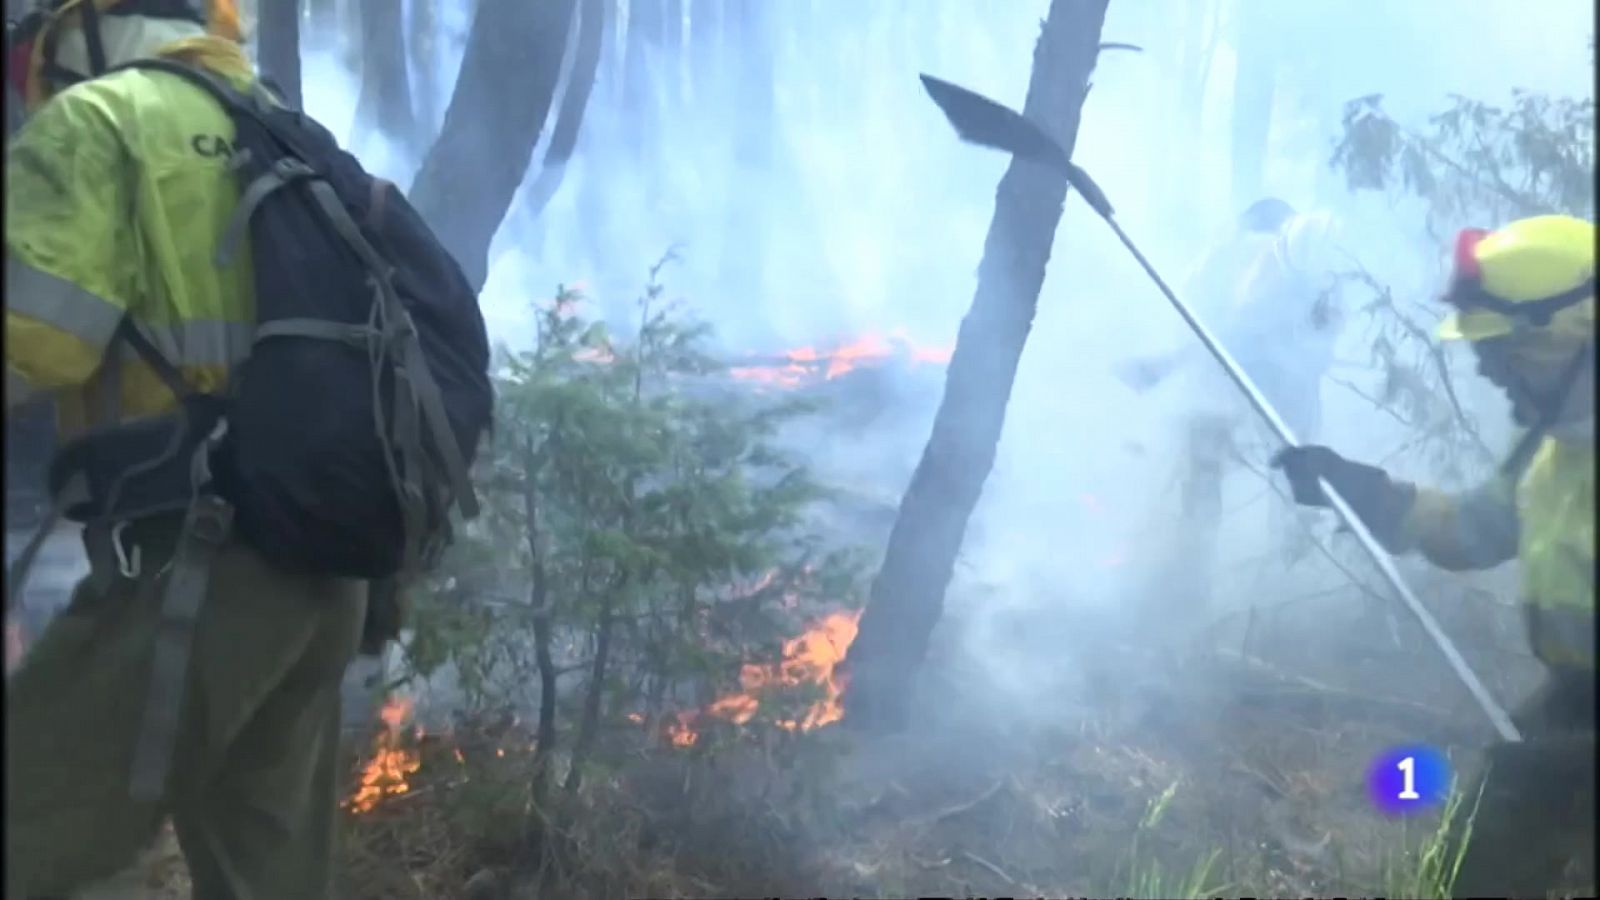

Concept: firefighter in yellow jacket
[[5, 3, 366, 897], [1274, 214, 1595, 898]]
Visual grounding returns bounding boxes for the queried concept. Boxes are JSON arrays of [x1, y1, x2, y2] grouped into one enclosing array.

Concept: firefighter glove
[[1270, 445, 1413, 538]]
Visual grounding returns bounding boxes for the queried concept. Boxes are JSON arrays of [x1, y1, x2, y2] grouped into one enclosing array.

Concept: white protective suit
[[1137, 211, 1354, 628], [1176, 210, 1352, 440]]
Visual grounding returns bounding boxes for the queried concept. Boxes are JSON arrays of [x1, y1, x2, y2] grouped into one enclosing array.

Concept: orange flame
[[661, 609, 862, 746], [730, 328, 953, 389], [665, 710, 700, 748], [346, 696, 421, 814], [726, 363, 812, 388]]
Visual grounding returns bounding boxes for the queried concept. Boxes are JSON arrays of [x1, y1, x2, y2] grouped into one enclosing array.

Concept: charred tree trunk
[[841, 0, 1112, 731], [1229, 0, 1277, 213], [409, 0, 580, 290], [257, 0, 302, 108], [354, 0, 416, 148], [523, 0, 607, 219]]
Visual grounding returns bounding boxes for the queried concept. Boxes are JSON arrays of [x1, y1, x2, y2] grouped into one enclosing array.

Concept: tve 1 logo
[[1368, 744, 1451, 816]]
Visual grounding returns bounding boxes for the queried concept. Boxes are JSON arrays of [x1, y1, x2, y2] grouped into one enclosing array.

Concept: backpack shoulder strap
[[111, 58, 298, 155], [111, 57, 251, 112]]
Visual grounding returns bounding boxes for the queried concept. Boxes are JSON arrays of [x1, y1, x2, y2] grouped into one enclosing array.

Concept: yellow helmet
[[9, 0, 244, 111], [1437, 214, 1596, 342]]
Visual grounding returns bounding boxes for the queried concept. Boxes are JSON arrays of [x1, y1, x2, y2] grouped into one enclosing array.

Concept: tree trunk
[[619, 0, 680, 209], [687, 0, 724, 106], [1165, 0, 1220, 228], [336, 0, 364, 73], [523, 0, 607, 219], [570, 0, 625, 263], [562, 597, 616, 797], [409, 0, 441, 138], [623, 0, 681, 98], [840, 0, 1112, 731], [716, 0, 776, 322], [354, 0, 416, 148], [1229, 0, 1277, 213], [307, 0, 337, 28], [408, 0, 580, 291], [257, 0, 302, 108], [600, 0, 628, 105], [521, 440, 558, 816]]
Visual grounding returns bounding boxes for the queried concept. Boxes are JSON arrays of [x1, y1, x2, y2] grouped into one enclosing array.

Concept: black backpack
[[58, 60, 493, 580]]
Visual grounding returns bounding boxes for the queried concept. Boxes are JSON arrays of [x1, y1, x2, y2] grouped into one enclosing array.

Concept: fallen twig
[[1209, 647, 1481, 742], [960, 850, 1017, 886], [927, 778, 1006, 825]]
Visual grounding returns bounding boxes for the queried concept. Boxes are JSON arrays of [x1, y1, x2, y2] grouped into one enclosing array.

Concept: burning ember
[[666, 711, 701, 748], [655, 608, 863, 746], [729, 328, 953, 388], [346, 696, 422, 814]]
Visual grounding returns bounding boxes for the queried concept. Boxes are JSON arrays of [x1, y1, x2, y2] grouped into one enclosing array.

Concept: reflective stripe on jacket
[[5, 65, 256, 437], [1394, 432, 1595, 671]]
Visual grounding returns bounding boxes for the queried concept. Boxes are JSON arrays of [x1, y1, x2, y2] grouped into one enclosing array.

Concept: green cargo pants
[[5, 517, 367, 899], [1451, 670, 1596, 899]]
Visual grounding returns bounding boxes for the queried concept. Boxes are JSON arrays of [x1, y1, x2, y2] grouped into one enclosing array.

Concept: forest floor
[[307, 594, 1580, 900], [90, 592, 1597, 900]]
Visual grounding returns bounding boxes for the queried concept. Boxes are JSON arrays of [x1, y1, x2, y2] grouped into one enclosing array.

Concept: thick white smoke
[[280, 0, 1591, 724]]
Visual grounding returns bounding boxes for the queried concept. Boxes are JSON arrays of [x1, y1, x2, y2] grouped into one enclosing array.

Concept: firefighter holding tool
[[916, 72, 1580, 893], [1274, 214, 1595, 898]]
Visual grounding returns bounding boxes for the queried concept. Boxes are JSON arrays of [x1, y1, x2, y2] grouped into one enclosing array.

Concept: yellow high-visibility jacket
[[5, 64, 256, 437], [1391, 427, 1596, 673]]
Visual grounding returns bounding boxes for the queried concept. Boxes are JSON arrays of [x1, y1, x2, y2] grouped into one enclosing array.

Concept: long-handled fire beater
[[918, 74, 1521, 743]]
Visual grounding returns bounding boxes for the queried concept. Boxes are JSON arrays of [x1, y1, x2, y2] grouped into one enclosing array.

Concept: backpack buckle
[[183, 494, 234, 548], [110, 521, 142, 579]]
